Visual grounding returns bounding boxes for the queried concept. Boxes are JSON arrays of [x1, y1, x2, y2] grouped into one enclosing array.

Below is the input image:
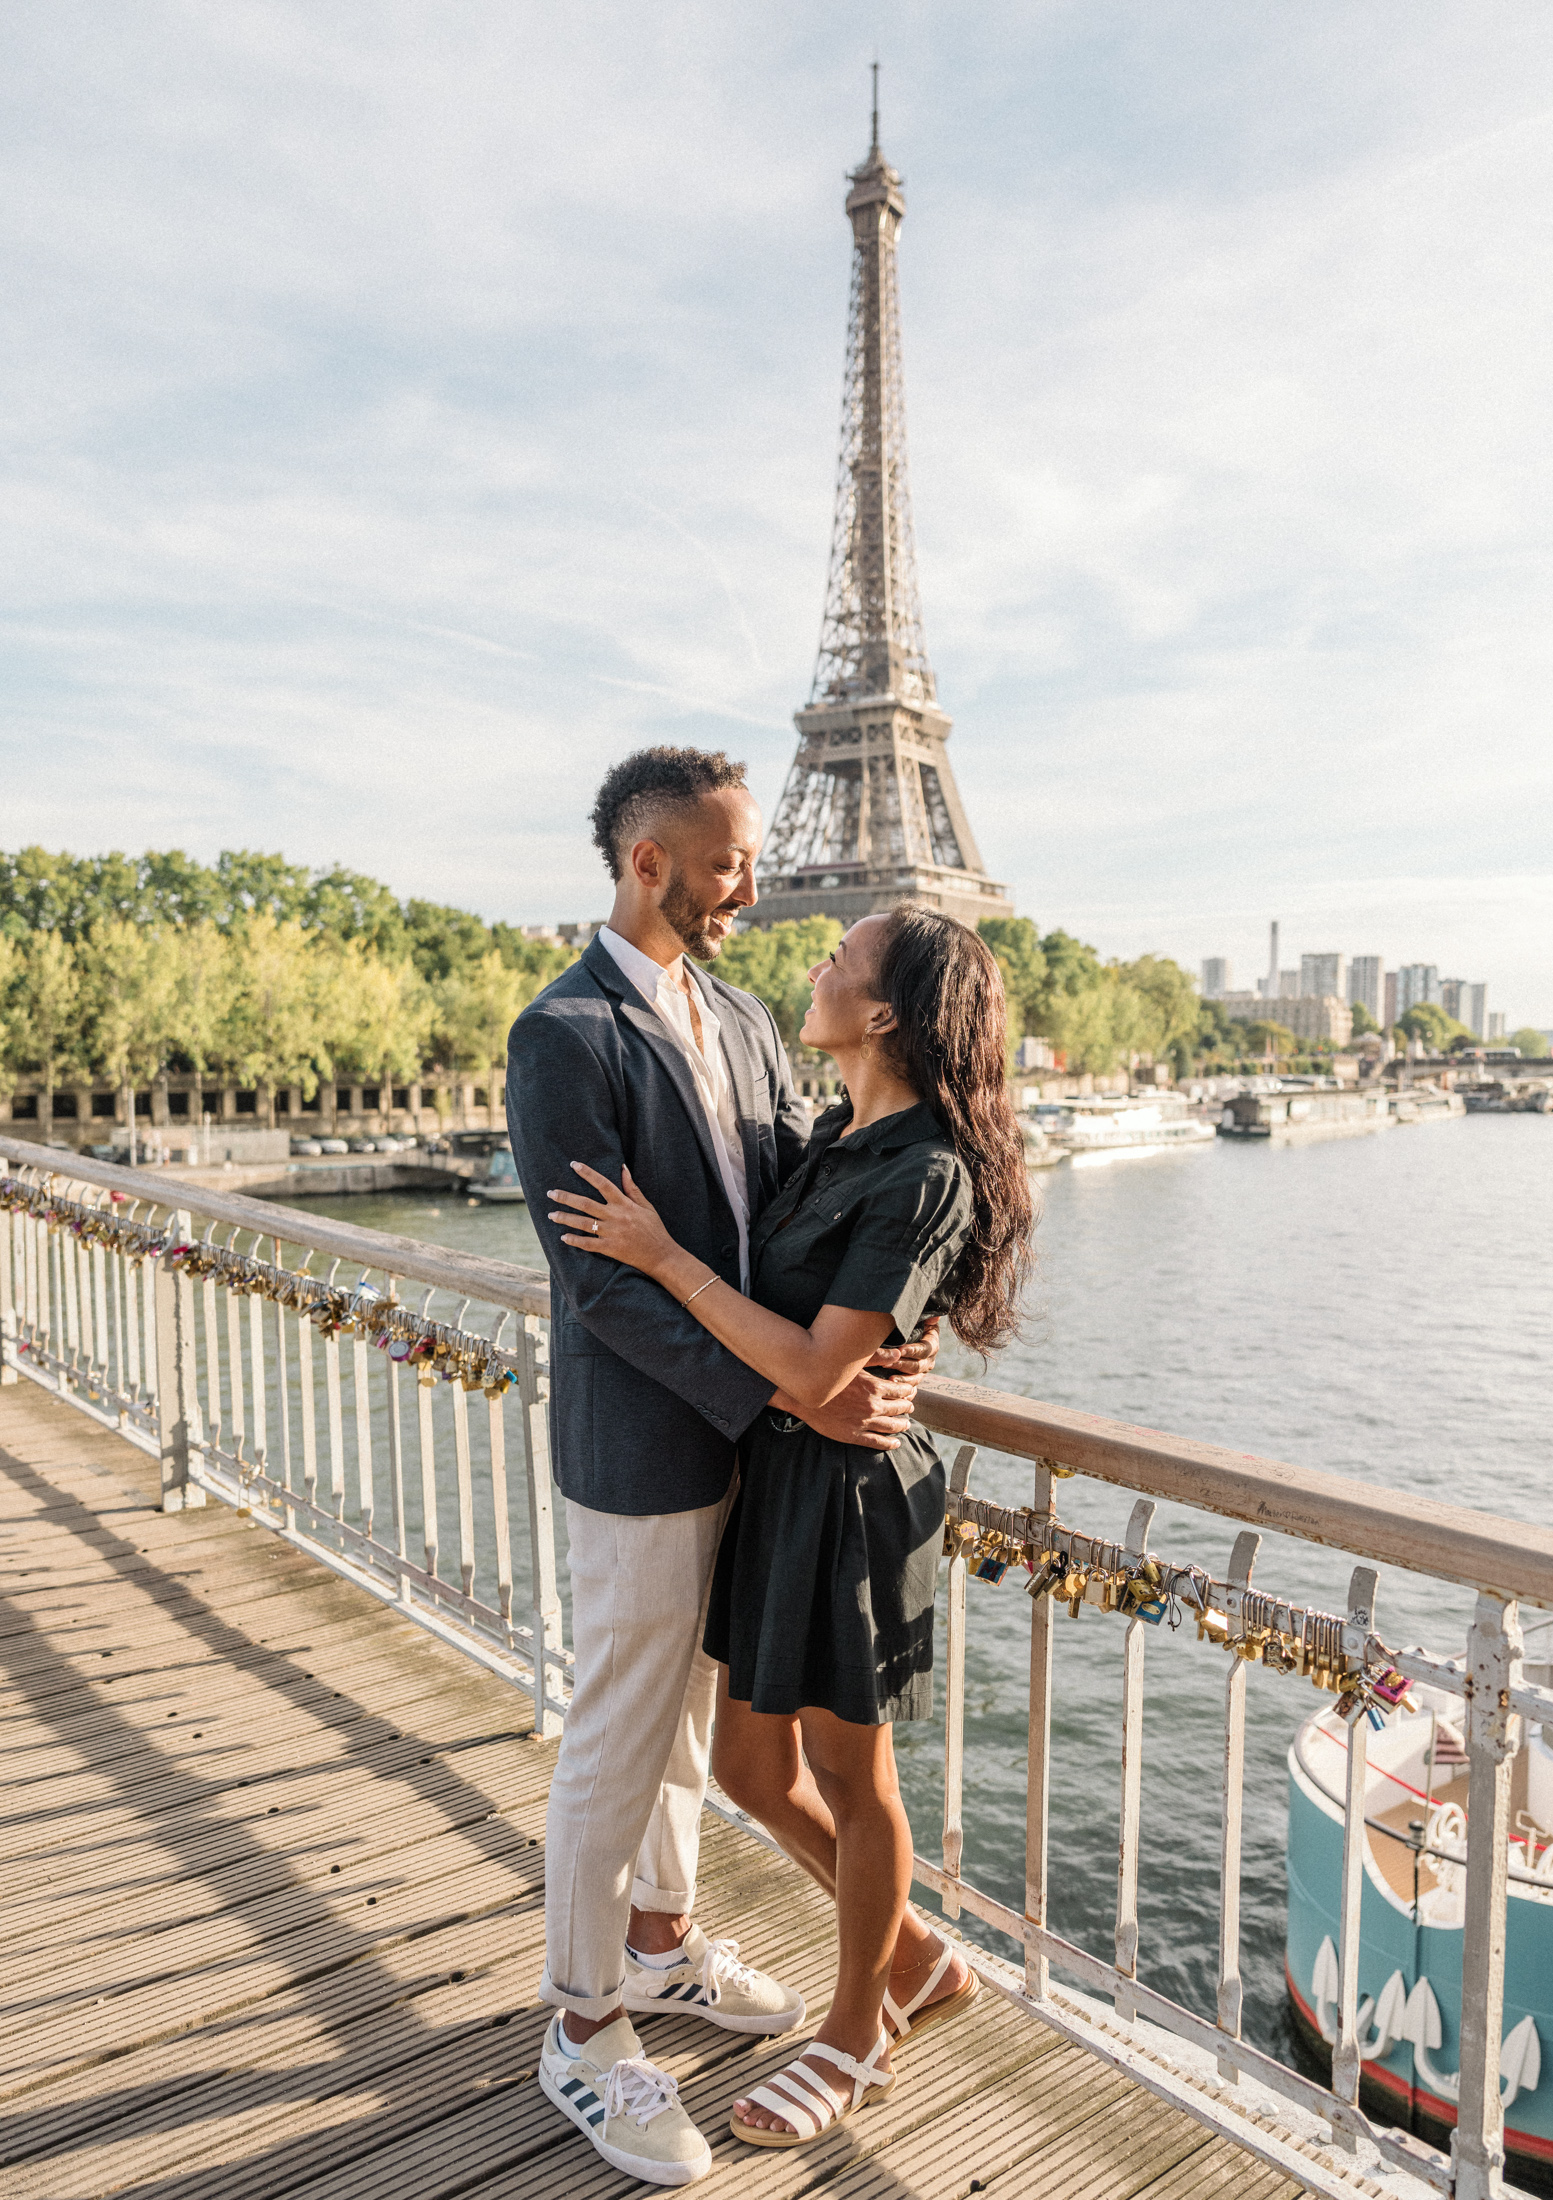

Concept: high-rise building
[[755, 88, 1010, 933], [1460, 984, 1487, 1039], [1258, 921, 1280, 999], [1383, 972, 1398, 1028], [1487, 1012, 1507, 1042], [1200, 958, 1231, 999], [1348, 956, 1384, 1021], [1278, 970, 1300, 999], [1301, 953, 1346, 1000], [1396, 964, 1440, 1015]]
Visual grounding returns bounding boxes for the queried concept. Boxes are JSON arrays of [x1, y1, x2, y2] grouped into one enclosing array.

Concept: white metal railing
[[0, 1136, 566, 1735], [4, 1133, 1551, 2199], [912, 1383, 1553, 2200]]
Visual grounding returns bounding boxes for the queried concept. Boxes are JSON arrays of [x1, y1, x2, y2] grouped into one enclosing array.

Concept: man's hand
[[872, 1314, 941, 1380], [769, 1369, 915, 1452]]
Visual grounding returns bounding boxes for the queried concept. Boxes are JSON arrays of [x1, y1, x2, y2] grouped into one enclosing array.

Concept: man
[[506, 745, 935, 2186]]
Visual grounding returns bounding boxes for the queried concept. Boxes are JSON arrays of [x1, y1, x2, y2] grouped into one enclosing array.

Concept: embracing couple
[[506, 744, 1032, 2185]]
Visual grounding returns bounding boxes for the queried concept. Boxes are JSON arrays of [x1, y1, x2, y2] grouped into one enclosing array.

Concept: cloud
[[2, 0, 1551, 1017]]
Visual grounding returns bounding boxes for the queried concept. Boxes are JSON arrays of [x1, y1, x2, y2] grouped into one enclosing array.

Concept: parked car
[[318, 1138, 349, 1155]]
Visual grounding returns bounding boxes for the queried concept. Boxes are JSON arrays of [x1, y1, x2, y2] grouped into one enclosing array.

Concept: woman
[[548, 902, 1033, 2150]]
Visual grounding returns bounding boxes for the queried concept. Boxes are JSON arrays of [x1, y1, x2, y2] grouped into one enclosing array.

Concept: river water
[[282, 1112, 1551, 2065]]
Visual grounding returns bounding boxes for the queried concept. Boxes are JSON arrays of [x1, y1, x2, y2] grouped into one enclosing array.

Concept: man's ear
[[629, 837, 666, 891]]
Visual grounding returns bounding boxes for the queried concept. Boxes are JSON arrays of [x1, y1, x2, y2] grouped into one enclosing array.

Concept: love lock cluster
[[1, 1176, 173, 1263], [161, 1238, 526, 1399], [945, 1511, 1416, 1729]]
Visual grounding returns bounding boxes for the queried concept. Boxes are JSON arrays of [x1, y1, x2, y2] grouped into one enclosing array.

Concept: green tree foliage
[[1348, 999, 1378, 1035], [0, 845, 590, 1101], [1508, 1026, 1549, 1059], [717, 918, 843, 1049], [1398, 1002, 1469, 1052], [78, 923, 182, 1161], [1234, 1019, 1298, 1059]]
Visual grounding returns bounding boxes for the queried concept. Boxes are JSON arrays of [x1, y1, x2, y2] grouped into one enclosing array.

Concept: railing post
[[1331, 1564, 1379, 2131], [0, 1206, 17, 1384], [519, 1314, 563, 1739], [154, 1211, 206, 1512], [1025, 1456, 1056, 2001], [1114, 1496, 1156, 2023], [1453, 1592, 1523, 2200], [941, 1445, 976, 1916], [1217, 1528, 1261, 2079]]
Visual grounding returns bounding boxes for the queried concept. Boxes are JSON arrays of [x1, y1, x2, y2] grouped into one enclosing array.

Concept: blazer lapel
[[616, 999, 729, 1210]]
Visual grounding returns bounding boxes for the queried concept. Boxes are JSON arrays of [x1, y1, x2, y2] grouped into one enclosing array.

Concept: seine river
[[287, 1112, 1551, 2064]]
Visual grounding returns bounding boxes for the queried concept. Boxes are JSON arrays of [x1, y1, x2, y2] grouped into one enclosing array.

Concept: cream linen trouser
[[539, 1488, 734, 2019]]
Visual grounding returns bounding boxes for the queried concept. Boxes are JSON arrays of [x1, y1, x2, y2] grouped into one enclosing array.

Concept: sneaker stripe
[[586, 2107, 606, 2127], [558, 2077, 585, 2098]]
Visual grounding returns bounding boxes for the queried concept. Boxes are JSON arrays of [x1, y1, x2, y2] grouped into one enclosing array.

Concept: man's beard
[[661, 870, 737, 962]]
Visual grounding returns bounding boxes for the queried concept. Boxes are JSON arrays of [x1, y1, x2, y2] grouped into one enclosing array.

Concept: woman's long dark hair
[[873, 903, 1035, 1355]]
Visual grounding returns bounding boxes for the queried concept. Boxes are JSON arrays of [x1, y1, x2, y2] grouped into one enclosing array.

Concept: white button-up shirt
[[597, 926, 751, 1293]]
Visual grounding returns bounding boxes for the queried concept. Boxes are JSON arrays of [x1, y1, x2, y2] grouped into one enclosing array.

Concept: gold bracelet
[[682, 1274, 718, 1309]]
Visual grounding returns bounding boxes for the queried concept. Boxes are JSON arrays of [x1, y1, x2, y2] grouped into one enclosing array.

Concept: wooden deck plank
[[0, 1382, 1305, 2200]]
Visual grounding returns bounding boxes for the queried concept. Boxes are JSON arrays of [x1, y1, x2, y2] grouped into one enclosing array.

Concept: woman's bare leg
[[716, 1692, 968, 2137]]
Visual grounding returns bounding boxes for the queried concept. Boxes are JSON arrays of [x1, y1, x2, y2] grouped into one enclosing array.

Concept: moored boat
[[1286, 1675, 1553, 2179], [1218, 1087, 1393, 1141], [465, 1142, 525, 1203], [1390, 1085, 1467, 1125], [1027, 1094, 1215, 1168]]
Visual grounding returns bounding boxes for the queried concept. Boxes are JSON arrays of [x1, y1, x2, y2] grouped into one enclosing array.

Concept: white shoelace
[[698, 1935, 764, 2006], [603, 2054, 682, 2128]]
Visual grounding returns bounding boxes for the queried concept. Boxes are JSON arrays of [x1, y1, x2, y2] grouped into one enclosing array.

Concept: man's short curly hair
[[590, 746, 749, 882]]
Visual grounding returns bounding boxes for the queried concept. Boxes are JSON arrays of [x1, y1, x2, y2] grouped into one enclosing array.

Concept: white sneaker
[[538, 2012, 712, 2186], [623, 1924, 806, 2036]]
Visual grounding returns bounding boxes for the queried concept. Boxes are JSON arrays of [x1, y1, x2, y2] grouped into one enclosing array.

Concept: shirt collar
[[598, 925, 717, 1027], [816, 1097, 946, 1157]]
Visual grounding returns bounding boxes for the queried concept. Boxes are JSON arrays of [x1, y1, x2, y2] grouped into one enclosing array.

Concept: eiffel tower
[[755, 78, 1012, 935]]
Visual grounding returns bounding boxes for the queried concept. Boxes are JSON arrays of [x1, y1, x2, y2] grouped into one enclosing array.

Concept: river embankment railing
[[2, 1133, 1549, 2200]]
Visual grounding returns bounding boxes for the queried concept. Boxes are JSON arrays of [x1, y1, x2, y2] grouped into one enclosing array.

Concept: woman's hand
[[548, 1162, 681, 1284]]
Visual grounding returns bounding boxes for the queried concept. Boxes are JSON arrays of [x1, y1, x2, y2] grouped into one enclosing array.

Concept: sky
[[4, 3, 1552, 1024]]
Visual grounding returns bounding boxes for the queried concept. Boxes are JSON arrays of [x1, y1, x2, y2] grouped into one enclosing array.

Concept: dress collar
[[815, 1097, 946, 1157]]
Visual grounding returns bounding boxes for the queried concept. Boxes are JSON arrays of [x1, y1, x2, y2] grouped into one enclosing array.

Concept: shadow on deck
[[0, 1382, 1300, 2200]]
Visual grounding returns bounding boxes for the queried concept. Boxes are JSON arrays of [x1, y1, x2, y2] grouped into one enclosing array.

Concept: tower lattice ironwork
[[755, 78, 1011, 935]]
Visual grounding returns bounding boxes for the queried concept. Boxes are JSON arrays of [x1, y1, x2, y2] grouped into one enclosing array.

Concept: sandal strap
[[770, 2067, 847, 2117], [883, 1944, 955, 2033], [806, 2031, 892, 2097], [745, 2082, 824, 2138]]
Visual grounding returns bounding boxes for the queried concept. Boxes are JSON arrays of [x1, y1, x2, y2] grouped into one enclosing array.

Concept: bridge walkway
[[0, 1381, 1300, 2200]]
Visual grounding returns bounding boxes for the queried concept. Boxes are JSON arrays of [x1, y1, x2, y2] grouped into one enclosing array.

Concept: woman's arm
[[548, 1163, 894, 1413]]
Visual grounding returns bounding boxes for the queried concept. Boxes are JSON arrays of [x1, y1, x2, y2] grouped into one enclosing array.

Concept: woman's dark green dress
[[703, 1099, 974, 1727]]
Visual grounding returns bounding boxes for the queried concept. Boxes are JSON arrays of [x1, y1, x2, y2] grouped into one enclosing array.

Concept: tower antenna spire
[[870, 59, 879, 151]]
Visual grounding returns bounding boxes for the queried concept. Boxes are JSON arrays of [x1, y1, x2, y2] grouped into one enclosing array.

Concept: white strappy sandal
[[730, 2031, 896, 2149], [883, 1941, 980, 2049]]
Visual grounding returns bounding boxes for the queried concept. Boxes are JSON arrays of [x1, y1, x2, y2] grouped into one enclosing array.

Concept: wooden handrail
[[6, 1132, 1548, 1607], [0, 1135, 552, 1317], [912, 1376, 1553, 1610]]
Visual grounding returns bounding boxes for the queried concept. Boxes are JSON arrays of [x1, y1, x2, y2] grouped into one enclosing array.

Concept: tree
[[10, 932, 82, 1137], [716, 918, 843, 1050], [326, 942, 435, 1113], [977, 917, 1047, 1059], [1236, 1020, 1297, 1061], [78, 922, 181, 1163], [223, 914, 328, 1118], [1508, 1026, 1548, 1060], [171, 921, 238, 1131], [1349, 999, 1378, 1036], [1398, 1002, 1468, 1053], [1113, 954, 1199, 1075], [431, 949, 541, 1113], [0, 932, 20, 1098]]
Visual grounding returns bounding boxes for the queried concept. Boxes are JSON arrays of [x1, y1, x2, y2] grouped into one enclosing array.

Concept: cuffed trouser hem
[[631, 1875, 696, 1914], [538, 1963, 630, 2022]]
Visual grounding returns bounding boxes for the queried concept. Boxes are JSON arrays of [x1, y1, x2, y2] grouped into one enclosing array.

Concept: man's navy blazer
[[505, 935, 811, 1515]]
